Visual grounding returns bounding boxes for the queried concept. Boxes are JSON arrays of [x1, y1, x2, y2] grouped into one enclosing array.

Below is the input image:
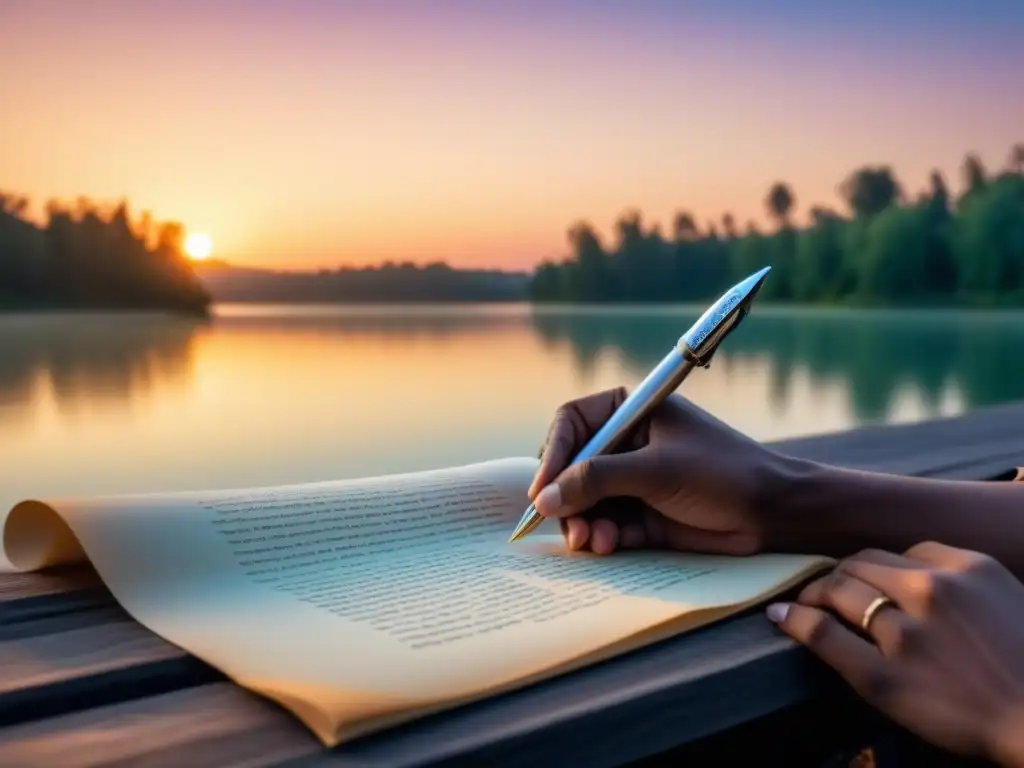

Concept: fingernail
[[535, 484, 562, 516], [566, 519, 586, 550], [766, 603, 790, 623]]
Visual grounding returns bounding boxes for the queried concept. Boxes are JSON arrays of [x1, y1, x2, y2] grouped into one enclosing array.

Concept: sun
[[184, 232, 213, 261]]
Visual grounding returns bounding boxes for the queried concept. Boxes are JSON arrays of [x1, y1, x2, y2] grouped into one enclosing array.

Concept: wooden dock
[[3, 401, 1024, 767]]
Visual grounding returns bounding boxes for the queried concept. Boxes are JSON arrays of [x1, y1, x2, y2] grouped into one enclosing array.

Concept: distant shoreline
[[8, 299, 1024, 319], [0, 301, 211, 317]]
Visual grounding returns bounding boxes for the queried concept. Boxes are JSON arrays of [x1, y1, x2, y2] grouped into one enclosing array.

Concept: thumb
[[534, 450, 653, 519]]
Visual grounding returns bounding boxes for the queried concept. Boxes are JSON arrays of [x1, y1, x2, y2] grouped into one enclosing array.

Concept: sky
[[1, 0, 1022, 271]]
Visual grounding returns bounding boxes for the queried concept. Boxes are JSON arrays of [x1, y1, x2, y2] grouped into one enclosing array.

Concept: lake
[[3, 302, 1024, 520]]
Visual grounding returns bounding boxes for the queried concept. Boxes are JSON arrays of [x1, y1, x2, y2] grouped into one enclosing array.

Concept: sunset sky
[[1, 0, 1021, 271]]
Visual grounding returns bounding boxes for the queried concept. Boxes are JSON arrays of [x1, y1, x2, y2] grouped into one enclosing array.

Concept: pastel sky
[[1, 0, 1021, 270]]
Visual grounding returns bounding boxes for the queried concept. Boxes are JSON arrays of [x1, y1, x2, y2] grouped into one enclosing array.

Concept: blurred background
[[0, 0, 1022, 522]]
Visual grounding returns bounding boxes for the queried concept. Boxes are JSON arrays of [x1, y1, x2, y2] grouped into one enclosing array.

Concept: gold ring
[[860, 595, 894, 632]]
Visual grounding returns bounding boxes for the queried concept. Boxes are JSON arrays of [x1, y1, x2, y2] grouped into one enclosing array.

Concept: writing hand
[[528, 387, 791, 556], [767, 542, 1024, 766]]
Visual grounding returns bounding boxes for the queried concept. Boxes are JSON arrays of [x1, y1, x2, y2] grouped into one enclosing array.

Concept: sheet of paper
[[3, 456, 831, 746]]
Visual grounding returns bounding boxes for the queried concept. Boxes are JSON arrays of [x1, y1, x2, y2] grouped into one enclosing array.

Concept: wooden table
[[4, 401, 1024, 767]]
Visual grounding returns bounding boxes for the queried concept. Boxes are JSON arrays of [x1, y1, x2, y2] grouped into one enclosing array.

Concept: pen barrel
[[571, 348, 695, 465]]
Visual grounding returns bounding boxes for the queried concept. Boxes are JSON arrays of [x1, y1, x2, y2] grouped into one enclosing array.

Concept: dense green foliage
[[0, 194, 211, 313], [531, 145, 1024, 305]]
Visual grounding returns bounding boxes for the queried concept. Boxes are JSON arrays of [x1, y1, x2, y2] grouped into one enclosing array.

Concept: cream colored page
[[4, 456, 828, 744]]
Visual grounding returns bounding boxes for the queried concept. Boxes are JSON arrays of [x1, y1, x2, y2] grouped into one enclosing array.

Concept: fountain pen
[[508, 265, 772, 543]]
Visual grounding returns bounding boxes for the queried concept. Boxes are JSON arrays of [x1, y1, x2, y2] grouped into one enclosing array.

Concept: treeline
[[196, 260, 530, 303], [0, 194, 211, 313], [531, 143, 1024, 306]]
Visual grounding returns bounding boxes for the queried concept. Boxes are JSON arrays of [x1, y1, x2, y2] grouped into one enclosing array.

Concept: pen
[[508, 266, 772, 543]]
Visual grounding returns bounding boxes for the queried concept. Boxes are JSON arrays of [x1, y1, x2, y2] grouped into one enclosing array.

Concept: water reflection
[[3, 304, 1024, 433], [0, 313, 202, 418], [530, 307, 1024, 422], [2, 304, 1024, 529]]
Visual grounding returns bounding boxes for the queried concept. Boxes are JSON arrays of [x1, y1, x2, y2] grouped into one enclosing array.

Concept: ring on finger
[[860, 595, 895, 633]]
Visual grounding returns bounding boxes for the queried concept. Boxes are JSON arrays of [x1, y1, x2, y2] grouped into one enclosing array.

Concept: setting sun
[[184, 232, 213, 260]]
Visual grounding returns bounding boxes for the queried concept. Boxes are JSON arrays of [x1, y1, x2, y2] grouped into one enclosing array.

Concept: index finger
[[529, 388, 629, 499]]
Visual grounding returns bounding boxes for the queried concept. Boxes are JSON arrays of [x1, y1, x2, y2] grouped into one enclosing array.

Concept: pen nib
[[508, 505, 542, 542]]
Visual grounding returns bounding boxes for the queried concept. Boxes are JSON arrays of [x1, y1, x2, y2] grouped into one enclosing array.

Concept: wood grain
[[0, 565, 111, 625], [773, 399, 1024, 473], [0, 683, 320, 768], [0, 606, 218, 727]]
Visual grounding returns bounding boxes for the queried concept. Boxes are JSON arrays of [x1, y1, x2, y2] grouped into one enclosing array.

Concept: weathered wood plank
[[0, 565, 99, 602], [0, 565, 111, 625], [0, 605, 219, 727], [773, 399, 1024, 472], [0, 683, 321, 768]]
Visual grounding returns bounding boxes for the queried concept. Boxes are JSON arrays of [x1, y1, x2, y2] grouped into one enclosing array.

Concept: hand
[[528, 387, 791, 556], [767, 542, 1024, 766]]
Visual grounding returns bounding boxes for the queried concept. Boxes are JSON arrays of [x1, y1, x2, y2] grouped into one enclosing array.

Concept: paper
[[3, 457, 831, 745]]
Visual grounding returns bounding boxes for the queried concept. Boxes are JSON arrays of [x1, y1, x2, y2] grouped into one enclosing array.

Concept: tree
[[1008, 143, 1024, 174], [721, 212, 737, 240], [962, 153, 987, 194], [839, 166, 902, 218], [765, 182, 795, 228], [953, 173, 1024, 301], [809, 205, 840, 224], [529, 261, 564, 302], [155, 221, 186, 256], [928, 170, 949, 212], [0, 192, 29, 217], [730, 228, 771, 284], [565, 221, 615, 301], [794, 208, 846, 301], [921, 170, 957, 293], [672, 210, 698, 242], [855, 204, 934, 302]]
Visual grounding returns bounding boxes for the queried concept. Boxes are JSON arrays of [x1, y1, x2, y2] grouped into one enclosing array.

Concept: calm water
[[3, 302, 1024, 520]]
